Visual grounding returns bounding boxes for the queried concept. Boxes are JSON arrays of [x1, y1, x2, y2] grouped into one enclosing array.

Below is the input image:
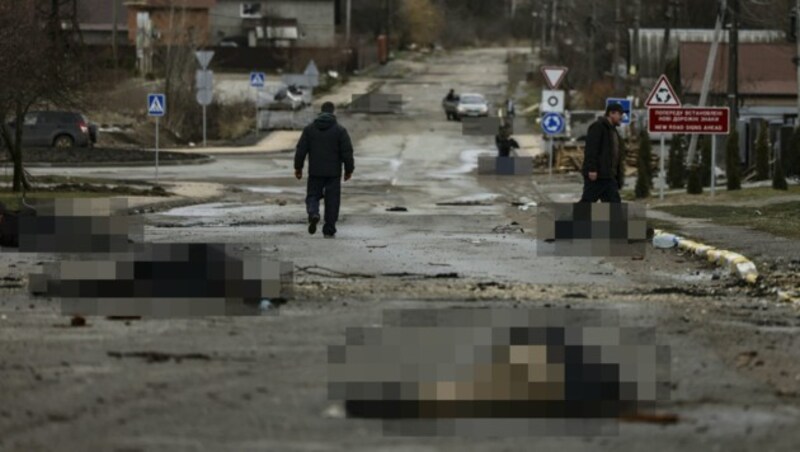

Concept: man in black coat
[[580, 103, 626, 203], [294, 102, 355, 238]]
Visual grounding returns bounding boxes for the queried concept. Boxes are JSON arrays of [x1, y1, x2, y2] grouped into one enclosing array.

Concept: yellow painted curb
[[653, 231, 760, 285]]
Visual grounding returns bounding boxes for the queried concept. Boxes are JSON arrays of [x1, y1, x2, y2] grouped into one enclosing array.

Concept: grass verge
[[657, 201, 800, 240]]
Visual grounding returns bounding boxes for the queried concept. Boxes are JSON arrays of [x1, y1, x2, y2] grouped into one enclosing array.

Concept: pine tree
[[699, 136, 712, 187], [635, 130, 653, 198], [754, 122, 770, 181], [667, 135, 685, 189], [687, 164, 703, 194], [792, 126, 800, 178], [726, 129, 742, 191], [773, 150, 788, 190]]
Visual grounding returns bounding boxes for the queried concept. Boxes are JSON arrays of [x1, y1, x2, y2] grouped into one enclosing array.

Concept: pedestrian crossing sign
[[250, 72, 266, 88], [147, 94, 166, 117]]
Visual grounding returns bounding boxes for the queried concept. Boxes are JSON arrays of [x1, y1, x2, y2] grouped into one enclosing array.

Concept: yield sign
[[541, 66, 568, 90], [195, 50, 214, 69], [645, 74, 681, 107]]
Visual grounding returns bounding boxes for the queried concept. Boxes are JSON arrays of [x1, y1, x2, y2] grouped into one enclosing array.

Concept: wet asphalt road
[[3, 48, 800, 451]]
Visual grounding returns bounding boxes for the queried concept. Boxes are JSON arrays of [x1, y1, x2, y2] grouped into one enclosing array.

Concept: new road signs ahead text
[[648, 107, 730, 134]]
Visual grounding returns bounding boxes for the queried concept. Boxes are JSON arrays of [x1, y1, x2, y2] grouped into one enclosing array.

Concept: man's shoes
[[308, 215, 320, 235]]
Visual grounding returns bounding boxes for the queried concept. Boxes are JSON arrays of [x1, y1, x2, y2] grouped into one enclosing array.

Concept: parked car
[[4, 111, 97, 148], [455, 93, 489, 119]]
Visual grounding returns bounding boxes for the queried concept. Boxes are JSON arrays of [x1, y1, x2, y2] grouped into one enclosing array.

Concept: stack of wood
[[541, 141, 659, 176]]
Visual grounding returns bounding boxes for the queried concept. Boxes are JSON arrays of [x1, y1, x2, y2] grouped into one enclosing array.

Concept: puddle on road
[[243, 186, 304, 195], [435, 149, 492, 178], [160, 202, 267, 217], [437, 193, 503, 206]]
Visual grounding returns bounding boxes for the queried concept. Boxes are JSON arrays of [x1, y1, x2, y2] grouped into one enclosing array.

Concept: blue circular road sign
[[542, 112, 565, 135]]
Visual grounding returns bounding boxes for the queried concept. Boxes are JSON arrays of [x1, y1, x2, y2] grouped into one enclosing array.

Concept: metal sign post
[[711, 135, 717, 197], [548, 138, 553, 181], [250, 72, 266, 136], [147, 93, 166, 184], [659, 134, 666, 200], [155, 117, 159, 182]]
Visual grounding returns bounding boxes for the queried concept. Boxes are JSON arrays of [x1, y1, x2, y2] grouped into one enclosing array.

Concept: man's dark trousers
[[306, 176, 341, 235], [579, 178, 621, 203]]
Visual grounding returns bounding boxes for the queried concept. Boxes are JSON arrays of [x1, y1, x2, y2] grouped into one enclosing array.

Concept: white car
[[455, 93, 489, 119]]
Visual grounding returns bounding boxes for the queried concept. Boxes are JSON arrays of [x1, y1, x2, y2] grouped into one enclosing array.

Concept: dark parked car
[[4, 111, 97, 148]]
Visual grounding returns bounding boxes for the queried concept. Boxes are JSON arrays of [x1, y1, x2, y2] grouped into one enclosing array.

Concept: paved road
[[3, 48, 800, 451]]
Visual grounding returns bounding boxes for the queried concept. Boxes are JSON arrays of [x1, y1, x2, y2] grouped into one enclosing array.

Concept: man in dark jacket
[[294, 102, 355, 238], [580, 103, 626, 203]]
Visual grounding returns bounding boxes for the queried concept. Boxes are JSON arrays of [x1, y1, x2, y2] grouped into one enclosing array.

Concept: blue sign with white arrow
[[250, 72, 266, 88], [605, 98, 631, 125], [147, 93, 166, 117], [541, 112, 565, 135]]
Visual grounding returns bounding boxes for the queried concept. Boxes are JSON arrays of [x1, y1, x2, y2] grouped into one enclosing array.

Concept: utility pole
[[660, 0, 678, 73], [632, 0, 641, 80], [796, 0, 800, 116], [588, 0, 596, 79], [345, 0, 351, 44], [686, 0, 727, 173], [541, 0, 549, 50], [613, 0, 622, 90], [550, 0, 558, 56], [728, 0, 740, 127], [112, 0, 118, 70]]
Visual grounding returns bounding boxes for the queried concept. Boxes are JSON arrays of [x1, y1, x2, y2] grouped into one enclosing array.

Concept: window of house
[[241, 3, 262, 18]]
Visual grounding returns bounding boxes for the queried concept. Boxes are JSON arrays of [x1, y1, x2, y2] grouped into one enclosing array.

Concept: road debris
[[386, 206, 408, 212], [107, 351, 212, 363]]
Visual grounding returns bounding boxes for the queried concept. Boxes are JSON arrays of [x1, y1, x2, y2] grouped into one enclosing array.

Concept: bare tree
[[0, 1, 88, 192]]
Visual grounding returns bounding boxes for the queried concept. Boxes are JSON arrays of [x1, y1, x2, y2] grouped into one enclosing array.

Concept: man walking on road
[[294, 102, 355, 238], [580, 103, 626, 203]]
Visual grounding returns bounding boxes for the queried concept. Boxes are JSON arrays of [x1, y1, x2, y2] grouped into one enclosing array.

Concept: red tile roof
[[680, 42, 797, 96]]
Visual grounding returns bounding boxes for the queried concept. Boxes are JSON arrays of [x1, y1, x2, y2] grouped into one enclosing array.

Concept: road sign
[[648, 107, 730, 134], [147, 93, 165, 117], [542, 112, 566, 135], [541, 66, 568, 90], [645, 75, 681, 107], [606, 98, 632, 125], [195, 50, 214, 69], [196, 70, 214, 91], [196, 89, 213, 106], [250, 72, 266, 88], [541, 90, 565, 113]]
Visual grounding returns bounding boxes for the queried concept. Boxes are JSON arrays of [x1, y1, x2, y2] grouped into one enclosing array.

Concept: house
[[76, 0, 129, 46], [211, 0, 336, 47], [679, 42, 797, 108], [629, 29, 785, 79], [124, 0, 216, 46]]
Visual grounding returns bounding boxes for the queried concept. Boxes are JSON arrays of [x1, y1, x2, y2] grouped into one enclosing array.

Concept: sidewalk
[[165, 131, 300, 155]]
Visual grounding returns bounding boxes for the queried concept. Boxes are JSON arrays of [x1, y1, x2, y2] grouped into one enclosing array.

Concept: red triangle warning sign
[[645, 75, 681, 108]]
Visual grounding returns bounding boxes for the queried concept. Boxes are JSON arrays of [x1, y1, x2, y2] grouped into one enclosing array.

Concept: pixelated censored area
[[461, 117, 501, 136], [327, 308, 670, 437], [15, 198, 144, 253], [477, 156, 533, 176], [536, 203, 648, 257], [27, 243, 294, 317], [349, 93, 403, 114]]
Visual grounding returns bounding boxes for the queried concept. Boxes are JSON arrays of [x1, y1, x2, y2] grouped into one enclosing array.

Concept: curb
[[652, 229, 759, 285], [17, 155, 215, 168]]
